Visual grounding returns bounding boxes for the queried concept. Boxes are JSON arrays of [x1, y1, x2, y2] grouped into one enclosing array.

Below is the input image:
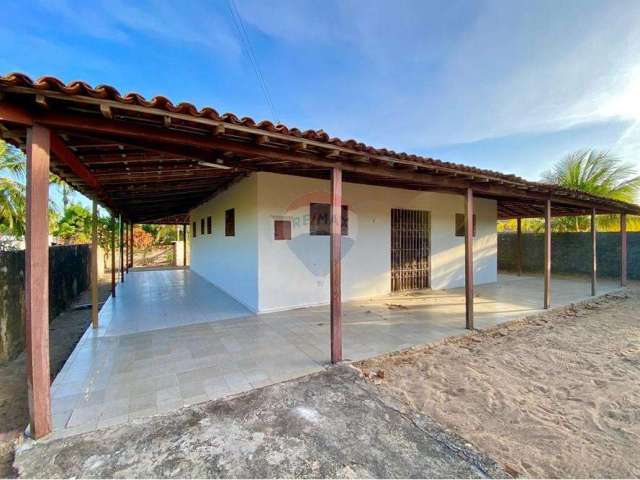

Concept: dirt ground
[[0, 279, 111, 478], [358, 288, 640, 478], [13, 366, 504, 478], [134, 245, 174, 268]]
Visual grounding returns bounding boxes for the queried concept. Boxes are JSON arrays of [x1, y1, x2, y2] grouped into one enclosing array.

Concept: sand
[[357, 288, 640, 478], [0, 280, 111, 478]]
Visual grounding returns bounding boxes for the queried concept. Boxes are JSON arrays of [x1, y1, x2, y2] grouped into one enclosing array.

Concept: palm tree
[[541, 149, 640, 231], [0, 140, 26, 236], [50, 174, 74, 209]]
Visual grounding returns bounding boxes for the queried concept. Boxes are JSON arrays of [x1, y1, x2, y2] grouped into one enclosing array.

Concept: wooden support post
[[124, 222, 129, 274], [464, 188, 474, 329], [330, 167, 343, 364], [91, 199, 99, 328], [110, 214, 116, 297], [119, 216, 124, 282], [183, 224, 188, 267], [591, 208, 597, 296], [25, 124, 52, 438], [516, 217, 522, 276], [129, 223, 134, 269], [544, 199, 552, 309], [621, 213, 627, 286]]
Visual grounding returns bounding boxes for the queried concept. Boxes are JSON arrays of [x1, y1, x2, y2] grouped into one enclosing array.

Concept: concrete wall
[[0, 244, 90, 363], [189, 175, 259, 311], [174, 241, 185, 267], [257, 172, 497, 312], [498, 232, 640, 279]]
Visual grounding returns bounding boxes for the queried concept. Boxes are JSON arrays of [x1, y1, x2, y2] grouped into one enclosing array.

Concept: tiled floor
[[50, 269, 622, 438]]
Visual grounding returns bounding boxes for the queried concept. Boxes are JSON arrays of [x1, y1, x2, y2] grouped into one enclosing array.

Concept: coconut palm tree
[[50, 174, 74, 209], [0, 140, 26, 236], [541, 149, 640, 231]]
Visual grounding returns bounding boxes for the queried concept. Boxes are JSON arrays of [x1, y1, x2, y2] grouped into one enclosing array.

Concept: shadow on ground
[[14, 366, 504, 478]]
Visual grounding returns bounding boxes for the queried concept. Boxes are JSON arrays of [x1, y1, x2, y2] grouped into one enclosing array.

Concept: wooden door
[[391, 208, 430, 291]]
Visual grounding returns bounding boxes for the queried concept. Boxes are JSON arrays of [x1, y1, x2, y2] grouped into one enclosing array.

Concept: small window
[[207, 216, 212, 235], [225, 209, 235, 236], [455, 213, 476, 237], [310, 203, 348, 236], [274, 220, 291, 240], [192, 221, 196, 238], [200, 218, 205, 236]]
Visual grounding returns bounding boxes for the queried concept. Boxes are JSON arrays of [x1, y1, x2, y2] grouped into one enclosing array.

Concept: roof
[[1, 72, 638, 222]]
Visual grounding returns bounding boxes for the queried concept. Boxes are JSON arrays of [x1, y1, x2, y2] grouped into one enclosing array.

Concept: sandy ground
[[13, 367, 504, 478], [358, 288, 640, 478], [134, 245, 174, 268], [0, 279, 111, 478]]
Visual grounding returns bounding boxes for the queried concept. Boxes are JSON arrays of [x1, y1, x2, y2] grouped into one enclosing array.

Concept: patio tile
[[97, 414, 129, 430], [52, 411, 72, 430], [223, 372, 252, 391], [129, 392, 157, 412], [178, 379, 206, 399], [67, 405, 101, 428], [99, 397, 128, 416], [50, 269, 624, 439], [128, 407, 157, 420]]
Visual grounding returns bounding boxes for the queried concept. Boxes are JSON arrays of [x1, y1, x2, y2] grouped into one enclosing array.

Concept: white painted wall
[[188, 175, 259, 311], [189, 172, 497, 313], [256, 172, 497, 313]]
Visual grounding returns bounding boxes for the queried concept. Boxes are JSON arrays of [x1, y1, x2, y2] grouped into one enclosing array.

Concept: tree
[[0, 140, 26, 236], [133, 227, 154, 263], [50, 174, 74, 210], [541, 149, 640, 232], [53, 203, 93, 244]]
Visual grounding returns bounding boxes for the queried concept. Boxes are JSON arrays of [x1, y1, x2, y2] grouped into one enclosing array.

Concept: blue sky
[[2, 0, 640, 184]]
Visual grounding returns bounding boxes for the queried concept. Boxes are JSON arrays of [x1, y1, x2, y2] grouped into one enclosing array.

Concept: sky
[[2, 0, 640, 184]]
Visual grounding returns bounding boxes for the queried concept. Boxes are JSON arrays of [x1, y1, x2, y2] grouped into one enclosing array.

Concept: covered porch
[[1, 73, 638, 439], [50, 268, 622, 437]]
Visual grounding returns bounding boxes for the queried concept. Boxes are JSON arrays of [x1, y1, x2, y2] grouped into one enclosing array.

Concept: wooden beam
[[129, 223, 134, 268], [621, 213, 627, 286], [0, 96, 636, 214], [0, 102, 33, 125], [124, 222, 129, 274], [111, 214, 116, 297], [591, 208, 597, 296], [49, 132, 115, 210], [516, 217, 522, 276], [544, 199, 552, 309], [119, 216, 124, 282], [6, 107, 629, 215], [25, 124, 52, 438], [290, 142, 307, 152], [91, 199, 99, 328], [465, 188, 474, 329], [330, 167, 343, 364]]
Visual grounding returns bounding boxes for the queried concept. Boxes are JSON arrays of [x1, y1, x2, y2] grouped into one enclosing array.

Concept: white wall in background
[[189, 175, 259, 311], [256, 172, 497, 312]]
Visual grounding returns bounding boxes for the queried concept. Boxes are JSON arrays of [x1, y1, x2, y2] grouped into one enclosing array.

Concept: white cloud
[[233, 0, 640, 163]]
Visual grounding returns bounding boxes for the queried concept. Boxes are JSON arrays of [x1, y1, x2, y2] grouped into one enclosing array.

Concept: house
[[189, 172, 497, 313], [1, 72, 638, 439]]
